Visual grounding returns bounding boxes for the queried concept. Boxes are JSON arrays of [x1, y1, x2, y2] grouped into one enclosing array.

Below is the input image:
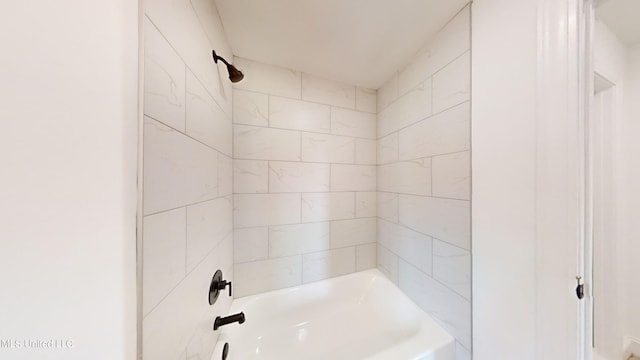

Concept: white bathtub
[[211, 269, 455, 360]]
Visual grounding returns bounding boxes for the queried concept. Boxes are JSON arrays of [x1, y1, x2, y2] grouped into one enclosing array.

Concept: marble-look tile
[[456, 342, 471, 360], [433, 239, 471, 300], [186, 328, 216, 360], [232, 89, 268, 126], [378, 219, 433, 275], [378, 79, 433, 138], [144, 1, 233, 117], [432, 151, 471, 200], [302, 74, 355, 108], [217, 153, 233, 197], [189, 0, 230, 69], [268, 161, 330, 193], [330, 218, 376, 248], [377, 245, 399, 284], [377, 192, 399, 223], [377, 74, 399, 112], [143, 243, 230, 360], [182, 236, 233, 359], [399, 195, 470, 250], [356, 243, 377, 271], [233, 256, 302, 297], [234, 227, 268, 263], [269, 222, 331, 258], [233, 125, 300, 161], [186, 196, 232, 272], [330, 108, 376, 139], [378, 159, 432, 196], [330, 164, 376, 191], [302, 247, 356, 283], [143, 208, 186, 315], [398, 101, 470, 160], [143, 17, 186, 132], [233, 193, 301, 228], [377, 133, 399, 164], [355, 192, 376, 218], [186, 69, 232, 156], [269, 96, 331, 133], [301, 133, 355, 164], [356, 87, 377, 113], [432, 52, 470, 114], [398, 260, 471, 349], [144, 117, 217, 215], [355, 139, 376, 165], [233, 159, 268, 193], [301, 192, 355, 222], [398, 7, 470, 94], [232, 57, 301, 99]]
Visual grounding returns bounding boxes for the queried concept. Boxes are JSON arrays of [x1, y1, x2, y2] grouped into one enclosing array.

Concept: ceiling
[[213, 0, 470, 89], [596, 0, 640, 46]]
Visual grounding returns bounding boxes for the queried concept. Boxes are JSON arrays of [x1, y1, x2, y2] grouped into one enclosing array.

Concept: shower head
[[212, 50, 244, 83]]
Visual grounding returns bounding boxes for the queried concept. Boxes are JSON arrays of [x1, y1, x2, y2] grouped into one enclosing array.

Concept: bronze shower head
[[212, 50, 244, 83]]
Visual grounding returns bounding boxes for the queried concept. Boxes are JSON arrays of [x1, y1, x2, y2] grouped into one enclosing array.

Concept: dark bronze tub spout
[[214, 312, 246, 331]]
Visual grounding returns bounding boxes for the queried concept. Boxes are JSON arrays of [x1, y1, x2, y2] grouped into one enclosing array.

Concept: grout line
[[235, 158, 378, 167], [235, 87, 376, 114], [184, 64, 188, 133], [329, 161, 333, 193], [375, 190, 470, 202], [143, 195, 229, 218], [429, 156, 434, 196], [408, 254, 470, 303], [375, 99, 470, 141], [185, 206, 188, 275], [377, 217, 470, 252], [377, 149, 471, 166], [144, 16, 232, 121], [144, 114, 232, 157], [430, 50, 470, 80], [142, 231, 227, 319], [267, 225, 271, 259], [235, 117, 376, 141], [381, 48, 469, 115], [430, 236, 435, 278], [233, 216, 378, 231]]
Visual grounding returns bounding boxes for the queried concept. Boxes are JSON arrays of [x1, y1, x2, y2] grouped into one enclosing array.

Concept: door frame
[[534, 0, 593, 358]]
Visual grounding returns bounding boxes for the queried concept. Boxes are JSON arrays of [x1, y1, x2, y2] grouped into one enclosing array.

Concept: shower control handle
[[209, 270, 232, 305], [216, 279, 232, 297]]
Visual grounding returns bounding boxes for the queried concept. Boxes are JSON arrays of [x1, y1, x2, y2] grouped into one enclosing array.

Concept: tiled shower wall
[[141, 0, 234, 359], [231, 58, 378, 297], [376, 6, 472, 360]]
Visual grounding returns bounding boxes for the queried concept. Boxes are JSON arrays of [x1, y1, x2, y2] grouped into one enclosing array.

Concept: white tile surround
[[233, 57, 378, 298], [143, 2, 472, 359], [141, 2, 233, 359], [376, 6, 472, 357]]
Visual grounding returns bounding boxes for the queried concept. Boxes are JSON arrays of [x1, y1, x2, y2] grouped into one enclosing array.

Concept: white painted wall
[[592, 19, 627, 360], [472, 0, 539, 358], [592, 19, 640, 360], [621, 43, 640, 347], [0, 2, 138, 360]]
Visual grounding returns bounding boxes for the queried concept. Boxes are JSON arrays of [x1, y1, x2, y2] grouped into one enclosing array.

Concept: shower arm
[[212, 51, 231, 66]]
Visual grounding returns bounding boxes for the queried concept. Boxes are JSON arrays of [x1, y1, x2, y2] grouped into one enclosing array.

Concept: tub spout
[[214, 312, 245, 331]]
